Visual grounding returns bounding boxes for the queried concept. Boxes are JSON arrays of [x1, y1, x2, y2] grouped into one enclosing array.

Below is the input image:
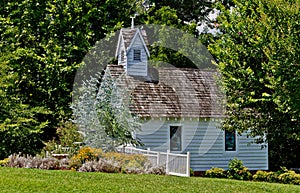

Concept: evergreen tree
[[72, 71, 142, 151]]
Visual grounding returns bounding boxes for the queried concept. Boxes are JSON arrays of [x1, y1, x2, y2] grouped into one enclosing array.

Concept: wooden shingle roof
[[120, 28, 149, 50], [105, 65, 224, 118]]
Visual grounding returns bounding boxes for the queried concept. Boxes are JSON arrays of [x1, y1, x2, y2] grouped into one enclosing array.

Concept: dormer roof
[[115, 28, 150, 58]]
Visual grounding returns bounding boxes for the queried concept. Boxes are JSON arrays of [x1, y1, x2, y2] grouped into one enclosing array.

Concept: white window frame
[[169, 124, 183, 152]]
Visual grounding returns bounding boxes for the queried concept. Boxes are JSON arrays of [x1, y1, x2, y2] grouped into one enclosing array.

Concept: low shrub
[[227, 158, 252, 180], [39, 157, 60, 170], [69, 147, 103, 170], [78, 159, 121, 173], [253, 170, 269, 182], [190, 168, 194, 177], [266, 171, 279, 183], [69, 147, 153, 173], [0, 158, 9, 166], [205, 167, 226, 178], [146, 166, 166, 175], [75, 150, 164, 175], [205, 160, 300, 185], [7, 154, 67, 170], [278, 169, 300, 185], [78, 159, 165, 175], [101, 152, 152, 174], [104, 152, 150, 170], [252, 168, 300, 185], [41, 121, 83, 158], [4, 147, 166, 176]]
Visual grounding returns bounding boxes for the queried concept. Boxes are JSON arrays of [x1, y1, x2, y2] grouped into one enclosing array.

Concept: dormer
[[115, 27, 150, 77]]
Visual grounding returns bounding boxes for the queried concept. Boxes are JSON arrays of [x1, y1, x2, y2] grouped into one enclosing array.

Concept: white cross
[[130, 14, 138, 29]]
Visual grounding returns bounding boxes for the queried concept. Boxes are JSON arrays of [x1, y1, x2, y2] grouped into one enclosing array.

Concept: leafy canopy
[[209, 0, 300, 169]]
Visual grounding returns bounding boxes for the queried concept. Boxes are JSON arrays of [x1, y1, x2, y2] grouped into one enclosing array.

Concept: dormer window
[[133, 49, 141, 61], [116, 28, 150, 76]]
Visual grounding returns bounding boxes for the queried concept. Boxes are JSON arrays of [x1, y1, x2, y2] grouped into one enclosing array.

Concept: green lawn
[[0, 167, 299, 193]]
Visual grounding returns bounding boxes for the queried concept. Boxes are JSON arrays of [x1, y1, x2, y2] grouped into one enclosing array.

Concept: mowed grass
[[0, 167, 299, 193]]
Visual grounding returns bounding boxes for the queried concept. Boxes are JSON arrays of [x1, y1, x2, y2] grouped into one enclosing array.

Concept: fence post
[[157, 152, 160, 166], [186, 152, 190, 177], [166, 150, 170, 174], [147, 147, 150, 154]]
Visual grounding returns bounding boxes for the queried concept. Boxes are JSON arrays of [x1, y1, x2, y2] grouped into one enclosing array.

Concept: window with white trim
[[133, 49, 141, 61], [225, 130, 236, 151], [170, 126, 182, 151]]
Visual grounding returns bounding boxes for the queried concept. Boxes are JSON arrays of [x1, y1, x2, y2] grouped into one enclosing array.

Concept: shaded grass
[[0, 167, 299, 193]]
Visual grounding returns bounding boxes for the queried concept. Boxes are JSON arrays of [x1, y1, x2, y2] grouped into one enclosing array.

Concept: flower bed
[[0, 147, 165, 175]]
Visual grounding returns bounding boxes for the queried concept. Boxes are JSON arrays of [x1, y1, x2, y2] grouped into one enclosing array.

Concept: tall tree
[[149, 0, 214, 25], [209, 0, 300, 169], [0, 0, 139, 157], [0, 0, 221, 157], [143, 6, 200, 68], [0, 52, 49, 158]]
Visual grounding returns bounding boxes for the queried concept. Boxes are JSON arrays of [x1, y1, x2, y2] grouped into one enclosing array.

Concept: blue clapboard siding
[[136, 118, 268, 171], [126, 34, 148, 76]]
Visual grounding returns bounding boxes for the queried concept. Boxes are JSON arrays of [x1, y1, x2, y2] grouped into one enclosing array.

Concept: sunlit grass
[[0, 167, 299, 193]]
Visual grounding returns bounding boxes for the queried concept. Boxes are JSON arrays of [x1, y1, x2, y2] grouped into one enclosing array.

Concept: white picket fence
[[117, 147, 190, 177]]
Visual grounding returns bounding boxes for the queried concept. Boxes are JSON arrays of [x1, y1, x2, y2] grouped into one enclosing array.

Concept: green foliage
[[69, 146, 151, 173], [253, 170, 269, 182], [205, 160, 300, 185], [205, 158, 252, 180], [144, 6, 203, 69], [205, 167, 226, 178], [253, 170, 280, 183], [150, 0, 215, 27], [227, 158, 252, 180], [41, 121, 83, 157], [209, 0, 300, 170], [69, 146, 103, 170], [104, 152, 149, 171], [0, 158, 9, 167], [0, 0, 140, 156], [0, 104, 49, 159], [55, 121, 83, 147], [190, 168, 194, 177], [205, 159, 252, 180], [277, 167, 300, 185], [0, 0, 214, 158], [0, 52, 50, 159], [253, 168, 300, 185]]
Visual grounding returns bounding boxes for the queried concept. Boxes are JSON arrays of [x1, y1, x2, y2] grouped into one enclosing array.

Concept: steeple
[[115, 22, 150, 77]]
